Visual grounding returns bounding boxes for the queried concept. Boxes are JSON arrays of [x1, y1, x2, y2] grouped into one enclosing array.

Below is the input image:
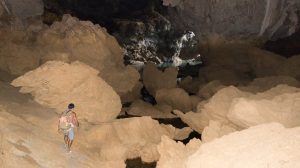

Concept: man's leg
[[67, 127, 74, 152]]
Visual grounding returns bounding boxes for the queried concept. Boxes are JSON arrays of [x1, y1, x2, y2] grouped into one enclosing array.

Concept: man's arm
[[73, 112, 79, 127]]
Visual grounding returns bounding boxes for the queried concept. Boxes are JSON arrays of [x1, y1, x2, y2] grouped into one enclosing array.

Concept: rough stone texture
[[198, 80, 226, 99], [0, 14, 140, 98], [186, 123, 300, 168], [155, 88, 192, 112], [277, 55, 300, 81], [120, 82, 143, 103], [201, 120, 236, 143], [0, 82, 123, 168], [173, 110, 209, 134], [239, 76, 300, 93], [11, 61, 122, 123], [128, 100, 176, 118], [37, 15, 140, 97], [4, 0, 44, 18], [143, 63, 177, 95], [0, 3, 3, 17], [228, 85, 300, 128], [176, 84, 300, 134], [199, 40, 285, 85], [156, 136, 201, 168], [179, 76, 202, 94], [164, 0, 300, 40], [83, 116, 192, 164]]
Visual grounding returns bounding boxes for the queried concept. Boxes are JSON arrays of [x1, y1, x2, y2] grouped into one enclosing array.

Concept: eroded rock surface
[[11, 61, 121, 123], [186, 123, 300, 168]]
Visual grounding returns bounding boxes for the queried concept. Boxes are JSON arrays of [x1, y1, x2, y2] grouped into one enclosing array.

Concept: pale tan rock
[[0, 95, 111, 168], [190, 96, 201, 112], [228, 85, 300, 128], [186, 123, 300, 168], [201, 120, 236, 143], [37, 15, 140, 97], [155, 88, 192, 112], [239, 76, 300, 93], [198, 80, 226, 99], [173, 110, 209, 134], [157, 136, 201, 168], [128, 100, 176, 118], [179, 76, 202, 94], [120, 82, 143, 103], [0, 14, 140, 98], [11, 61, 121, 123], [142, 63, 177, 95], [201, 86, 251, 124], [83, 116, 193, 163]]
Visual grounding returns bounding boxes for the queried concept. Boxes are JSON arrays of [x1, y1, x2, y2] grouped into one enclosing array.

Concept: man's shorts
[[68, 127, 75, 140]]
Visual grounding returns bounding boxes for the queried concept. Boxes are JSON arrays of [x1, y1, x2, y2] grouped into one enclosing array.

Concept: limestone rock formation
[[143, 63, 177, 95], [201, 120, 236, 143], [0, 14, 140, 99], [176, 84, 300, 134], [228, 85, 300, 128], [128, 100, 176, 118], [82, 116, 192, 164], [37, 14, 140, 97], [157, 136, 201, 168], [198, 80, 226, 99], [0, 82, 118, 168], [239, 76, 300, 93], [164, 0, 300, 41], [179, 76, 202, 94], [155, 88, 192, 112], [11, 61, 122, 123], [186, 123, 300, 168]]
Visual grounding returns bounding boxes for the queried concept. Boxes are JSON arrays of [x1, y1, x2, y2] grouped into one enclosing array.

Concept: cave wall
[[163, 0, 300, 41], [0, 0, 43, 18]]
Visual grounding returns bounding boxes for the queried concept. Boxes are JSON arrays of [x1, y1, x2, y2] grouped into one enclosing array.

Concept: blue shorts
[[68, 127, 75, 140]]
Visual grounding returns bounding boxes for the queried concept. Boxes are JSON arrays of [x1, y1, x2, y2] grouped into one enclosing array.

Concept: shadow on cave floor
[[126, 158, 156, 168]]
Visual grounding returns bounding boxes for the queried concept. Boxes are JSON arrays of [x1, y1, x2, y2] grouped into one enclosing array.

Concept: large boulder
[[128, 100, 176, 119], [186, 123, 300, 168], [37, 15, 140, 97], [228, 85, 300, 128], [11, 61, 122, 123], [0, 14, 140, 99], [239, 76, 300, 93], [82, 116, 192, 164], [142, 63, 177, 95], [157, 136, 201, 168], [155, 88, 193, 112]]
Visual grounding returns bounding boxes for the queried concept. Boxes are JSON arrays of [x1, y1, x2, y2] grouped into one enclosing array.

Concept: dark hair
[[68, 103, 75, 109]]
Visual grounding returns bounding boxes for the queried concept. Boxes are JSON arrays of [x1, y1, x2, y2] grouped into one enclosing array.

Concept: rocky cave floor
[[1, 1, 300, 167]]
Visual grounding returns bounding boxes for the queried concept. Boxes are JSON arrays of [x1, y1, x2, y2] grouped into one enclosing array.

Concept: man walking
[[58, 103, 79, 152]]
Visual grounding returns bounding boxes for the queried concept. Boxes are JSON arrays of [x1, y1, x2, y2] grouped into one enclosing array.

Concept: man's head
[[68, 103, 75, 109]]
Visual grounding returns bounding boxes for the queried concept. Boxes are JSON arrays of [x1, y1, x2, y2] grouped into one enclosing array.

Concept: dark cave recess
[[45, 0, 167, 33], [263, 30, 300, 57]]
